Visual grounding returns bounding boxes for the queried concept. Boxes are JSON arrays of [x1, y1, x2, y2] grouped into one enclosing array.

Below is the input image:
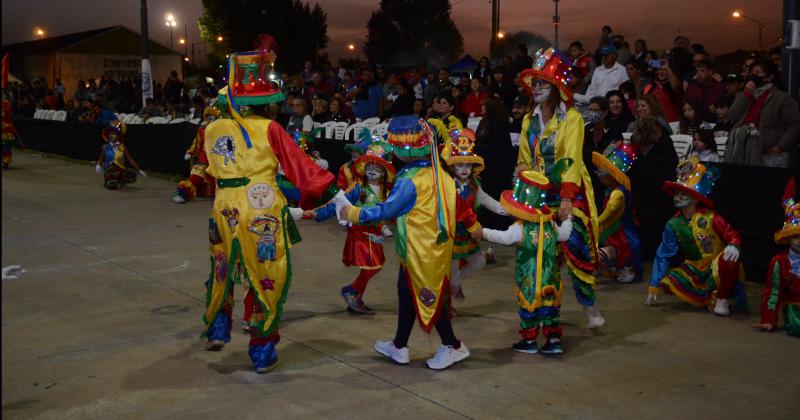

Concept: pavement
[[2, 150, 799, 420]]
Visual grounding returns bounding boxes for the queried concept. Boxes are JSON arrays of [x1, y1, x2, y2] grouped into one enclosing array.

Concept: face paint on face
[[453, 163, 473, 181], [533, 84, 552, 104], [790, 236, 800, 254], [365, 163, 385, 181], [673, 193, 695, 209]]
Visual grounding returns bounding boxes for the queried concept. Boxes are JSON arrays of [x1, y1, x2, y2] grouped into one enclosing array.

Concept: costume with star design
[[759, 197, 800, 337], [173, 107, 220, 203]]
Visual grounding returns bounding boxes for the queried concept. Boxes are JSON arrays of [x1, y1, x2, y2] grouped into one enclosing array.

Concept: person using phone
[[642, 57, 681, 122]]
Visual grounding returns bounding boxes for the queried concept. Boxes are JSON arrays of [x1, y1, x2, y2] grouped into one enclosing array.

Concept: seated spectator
[[451, 85, 466, 117], [412, 98, 426, 118], [628, 95, 673, 134], [619, 81, 637, 114], [568, 41, 594, 80], [329, 96, 355, 124], [347, 67, 384, 120], [338, 70, 356, 95], [678, 98, 711, 136], [74, 81, 89, 103], [584, 96, 613, 177], [473, 56, 492, 84], [722, 73, 744, 95], [631, 116, 678, 164], [626, 59, 650, 96], [509, 95, 530, 134], [632, 38, 647, 61], [605, 90, 636, 142], [727, 58, 800, 168], [575, 44, 629, 104], [138, 98, 164, 119], [312, 97, 332, 123], [642, 58, 681, 122], [91, 101, 118, 126], [684, 58, 725, 112], [463, 78, 487, 117], [408, 67, 424, 100], [287, 97, 314, 133], [713, 95, 735, 134], [392, 79, 415, 117], [687, 129, 720, 162], [458, 74, 471, 93]]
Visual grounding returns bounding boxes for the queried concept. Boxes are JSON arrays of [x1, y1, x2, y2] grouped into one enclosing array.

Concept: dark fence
[[12, 117, 795, 280]]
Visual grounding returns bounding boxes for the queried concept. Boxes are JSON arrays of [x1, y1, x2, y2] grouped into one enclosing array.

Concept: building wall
[[57, 53, 182, 104], [20, 53, 56, 87]]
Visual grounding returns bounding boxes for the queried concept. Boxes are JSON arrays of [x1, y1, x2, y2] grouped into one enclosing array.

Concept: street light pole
[[733, 11, 766, 50], [553, 0, 560, 50]]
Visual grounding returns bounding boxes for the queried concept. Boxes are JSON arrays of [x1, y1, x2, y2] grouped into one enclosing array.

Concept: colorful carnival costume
[[2, 100, 22, 169], [95, 120, 146, 189], [646, 157, 745, 316], [592, 143, 642, 283], [757, 199, 800, 337], [343, 116, 481, 370], [172, 107, 220, 203], [337, 130, 371, 191], [310, 139, 396, 314], [517, 47, 604, 328], [481, 171, 574, 354], [445, 128, 506, 302], [201, 40, 342, 373], [276, 129, 330, 209]]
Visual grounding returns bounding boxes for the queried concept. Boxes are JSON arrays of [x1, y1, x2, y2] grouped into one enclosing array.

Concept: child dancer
[[305, 139, 396, 314], [337, 128, 371, 190], [173, 106, 220, 203], [2, 99, 23, 169], [444, 128, 506, 302], [95, 120, 146, 189], [476, 171, 573, 354], [592, 143, 642, 283]]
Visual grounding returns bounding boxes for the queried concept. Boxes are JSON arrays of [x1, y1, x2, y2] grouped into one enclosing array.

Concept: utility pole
[[490, 0, 498, 58], [784, 0, 800, 99], [140, 0, 153, 105], [553, 0, 560, 50]]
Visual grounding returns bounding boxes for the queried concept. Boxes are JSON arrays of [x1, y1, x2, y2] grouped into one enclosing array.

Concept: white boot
[[426, 342, 470, 370], [615, 266, 636, 284], [172, 194, 186, 204], [584, 305, 606, 329], [374, 339, 409, 364], [713, 298, 730, 317]]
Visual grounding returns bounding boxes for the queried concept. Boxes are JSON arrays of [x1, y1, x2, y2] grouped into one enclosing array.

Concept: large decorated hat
[[386, 115, 434, 159], [445, 128, 484, 174], [354, 139, 396, 183], [500, 171, 553, 222], [344, 127, 372, 154], [217, 35, 284, 107], [518, 47, 575, 106], [592, 143, 637, 190], [663, 157, 718, 208], [102, 120, 127, 142], [775, 198, 800, 244]]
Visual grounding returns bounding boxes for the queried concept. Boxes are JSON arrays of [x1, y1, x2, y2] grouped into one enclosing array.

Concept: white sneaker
[[426, 343, 470, 370], [584, 305, 606, 329], [374, 340, 409, 364], [382, 225, 394, 237], [713, 298, 730, 317], [615, 266, 636, 284], [171, 194, 186, 204]]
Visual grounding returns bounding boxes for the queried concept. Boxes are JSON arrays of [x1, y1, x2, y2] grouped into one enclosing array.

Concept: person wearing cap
[[339, 116, 481, 370], [95, 120, 147, 189], [754, 197, 800, 337], [592, 143, 642, 283], [475, 171, 574, 354], [304, 139, 396, 315], [201, 39, 343, 373], [172, 106, 220, 203], [516, 47, 605, 329], [574, 44, 628, 105], [646, 157, 745, 317], [722, 74, 744, 95]]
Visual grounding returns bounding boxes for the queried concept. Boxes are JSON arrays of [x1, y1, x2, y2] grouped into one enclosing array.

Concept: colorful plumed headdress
[[775, 198, 800, 244], [445, 128, 484, 174], [518, 47, 575, 106], [354, 138, 396, 183], [344, 127, 372, 154], [663, 156, 718, 208], [592, 143, 637, 190], [102, 120, 127, 142], [387, 115, 434, 159]]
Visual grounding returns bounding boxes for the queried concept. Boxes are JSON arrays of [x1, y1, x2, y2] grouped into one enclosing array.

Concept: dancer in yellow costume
[[202, 37, 341, 373], [516, 47, 604, 328]]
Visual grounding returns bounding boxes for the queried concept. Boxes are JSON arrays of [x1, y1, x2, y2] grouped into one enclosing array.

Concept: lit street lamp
[[732, 10, 765, 51], [497, 32, 505, 39], [217, 35, 224, 43], [165, 14, 177, 48], [347, 43, 355, 51], [34, 28, 45, 38]]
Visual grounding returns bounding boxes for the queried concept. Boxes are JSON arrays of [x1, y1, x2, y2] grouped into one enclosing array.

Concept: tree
[[364, 0, 464, 68], [499, 31, 551, 58], [198, 0, 328, 74]]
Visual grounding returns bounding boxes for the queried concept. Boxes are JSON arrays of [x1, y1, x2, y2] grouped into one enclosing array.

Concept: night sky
[[2, 0, 783, 60]]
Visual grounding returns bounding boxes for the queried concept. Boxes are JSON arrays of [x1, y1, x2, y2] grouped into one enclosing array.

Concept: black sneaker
[[511, 339, 539, 354], [540, 338, 563, 355]]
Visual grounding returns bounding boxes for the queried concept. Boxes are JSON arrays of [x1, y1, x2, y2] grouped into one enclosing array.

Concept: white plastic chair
[[321, 121, 337, 139], [621, 132, 633, 140], [169, 117, 186, 124], [128, 115, 145, 124], [344, 123, 364, 141], [467, 117, 482, 131], [54, 110, 67, 121], [668, 121, 680, 134], [44, 110, 56, 120], [333, 121, 348, 140], [715, 136, 728, 159], [361, 117, 380, 127], [371, 122, 389, 137], [190, 118, 202, 125], [670, 134, 693, 158], [145, 116, 168, 124]]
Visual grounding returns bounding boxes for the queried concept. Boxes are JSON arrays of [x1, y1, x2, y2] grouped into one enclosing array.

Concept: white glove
[[95, 164, 103, 174], [645, 292, 658, 305], [184, 153, 192, 161], [722, 245, 740, 262], [139, 170, 148, 178], [288, 207, 304, 221], [556, 218, 573, 242], [2, 265, 25, 281], [333, 190, 353, 221], [339, 219, 351, 229]]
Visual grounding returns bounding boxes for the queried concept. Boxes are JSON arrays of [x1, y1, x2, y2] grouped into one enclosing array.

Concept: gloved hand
[[645, 292, 658, 305], [556, 217, 573, 242], [139, 170, 148, 178], [722, 245, 740, 262], [95, 164, 103, 174], [184, 153, 192, 161], [334, 190, 353, 221], [288, 207, 304, 221], [2, 265, 25, 281]]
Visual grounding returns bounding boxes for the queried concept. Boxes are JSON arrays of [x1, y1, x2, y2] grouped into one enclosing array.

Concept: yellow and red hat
[[445, 128, 484, 174], [775, 198, 800, 244], [518, 47, 575, 106], [354, 140, 396, 183], [663, 157, 718, 209]]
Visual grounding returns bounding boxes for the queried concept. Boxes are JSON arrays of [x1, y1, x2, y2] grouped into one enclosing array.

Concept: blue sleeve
[[315, 184, 361, 222], [358, 178, 416, 223], [650, 224, 680, 286]]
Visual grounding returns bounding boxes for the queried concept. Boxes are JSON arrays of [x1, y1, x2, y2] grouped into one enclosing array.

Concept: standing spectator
[[474, 96, 515, 229], [87, 80, 100, 101], [164, 70, 183, 104], [569, 41, 594, 80], [594, 25, 614, 64], [512, 44, 533, 77], [306, 71, 333, 101], [408, 68, 424, 100], [434, 68, 454, 99], [575, 45, 629, 105], [383, 73, 400, 115], [626, 59, 650, 96], [300, 60, 314, 82], [463, 78, 487, 117], [287, 97, 314, 133], [509, 95, 530, 134], [423, 70, 439, 107], [722, 73, 744, 95], [501, 55, 515, 83], [684, 59, 725, 112], [633, 39, 647, 61], [473, 56, 492, 84], [612, 35, 631, 65], [54, 79, 65, 109], [347, 67, 384, 120], [489, 66, 517, 109], [727, 58, 800, 168], [392, 79, 415, 116], [327, 66, 342, 92], [670, 36, 694, 82], [713, 95, 735, 134], [642, 58, 682, 122]]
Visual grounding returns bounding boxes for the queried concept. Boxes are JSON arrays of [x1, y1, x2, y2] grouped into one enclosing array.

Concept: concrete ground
[[2, 150, 798, 420]]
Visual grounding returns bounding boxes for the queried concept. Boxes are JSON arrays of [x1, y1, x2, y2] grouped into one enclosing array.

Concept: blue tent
[[448, 54, 478, 75]]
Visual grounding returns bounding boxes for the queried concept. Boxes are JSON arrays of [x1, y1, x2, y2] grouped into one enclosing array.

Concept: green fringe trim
[[217, 91, 286, 107], [216, 177, 250, 188], [283, 205, 302, 245], [391, 145, 431, 160]]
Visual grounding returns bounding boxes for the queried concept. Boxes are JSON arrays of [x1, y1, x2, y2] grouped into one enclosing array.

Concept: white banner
[[141, 58, 153, 104]]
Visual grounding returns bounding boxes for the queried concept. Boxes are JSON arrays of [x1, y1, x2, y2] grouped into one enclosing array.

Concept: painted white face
[[365, 163, 385, 181], [790, 236, 800, 254], [453, 163, 473, 181], [533, 84, 552, 104], [673, 193, 696, 209]]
